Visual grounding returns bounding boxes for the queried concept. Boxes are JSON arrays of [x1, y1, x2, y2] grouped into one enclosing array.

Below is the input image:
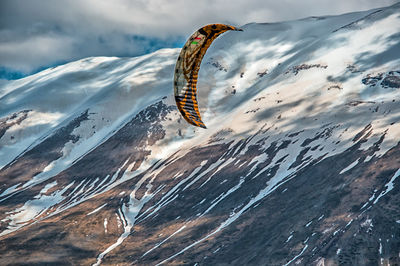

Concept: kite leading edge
[[174, 24, 242, 128]]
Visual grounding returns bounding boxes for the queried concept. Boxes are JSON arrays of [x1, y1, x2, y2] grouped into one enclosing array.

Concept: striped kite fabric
[[173, 24, 242, 128]]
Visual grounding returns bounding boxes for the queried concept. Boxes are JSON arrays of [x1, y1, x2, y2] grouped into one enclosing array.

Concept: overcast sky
[[0, 0, 397, 79]]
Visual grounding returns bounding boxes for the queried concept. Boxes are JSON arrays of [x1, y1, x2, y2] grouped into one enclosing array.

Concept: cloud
[[0, 0, 397, 77]]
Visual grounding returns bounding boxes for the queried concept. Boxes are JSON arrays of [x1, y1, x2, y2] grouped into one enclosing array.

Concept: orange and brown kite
[[174, 24, 242, 128]]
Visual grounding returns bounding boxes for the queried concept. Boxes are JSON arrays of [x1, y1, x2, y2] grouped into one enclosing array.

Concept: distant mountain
[[1, 3, 400, 265]]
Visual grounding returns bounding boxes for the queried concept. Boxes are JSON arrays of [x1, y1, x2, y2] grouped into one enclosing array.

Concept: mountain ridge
[[1, 3, 400, 265]]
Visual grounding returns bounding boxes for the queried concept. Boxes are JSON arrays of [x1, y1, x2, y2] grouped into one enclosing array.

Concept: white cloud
[[0, 34, 76, 72], [0, 0, 397, 74]]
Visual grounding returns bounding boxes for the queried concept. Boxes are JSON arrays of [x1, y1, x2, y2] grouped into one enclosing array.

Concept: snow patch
[[373, 168, 400, 204], [339, 159, 359, 174], [87, 204, 107, 216]]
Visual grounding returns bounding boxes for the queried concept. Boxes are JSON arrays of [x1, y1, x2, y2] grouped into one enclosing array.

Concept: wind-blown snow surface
[[1, 3, 400, 265]]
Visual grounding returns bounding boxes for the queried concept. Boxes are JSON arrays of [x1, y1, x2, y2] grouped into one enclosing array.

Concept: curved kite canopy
[[174, 24, 242, 128]]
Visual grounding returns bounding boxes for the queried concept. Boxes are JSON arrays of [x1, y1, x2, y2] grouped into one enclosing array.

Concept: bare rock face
[[382, 71, 400, 88], [362, 71, 400, 89], [0, 110, 30, 140], [1, 3, 400, 266]]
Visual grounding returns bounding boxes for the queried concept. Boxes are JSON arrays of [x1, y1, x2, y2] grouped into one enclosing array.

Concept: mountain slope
[[1, 3, 400, 265]]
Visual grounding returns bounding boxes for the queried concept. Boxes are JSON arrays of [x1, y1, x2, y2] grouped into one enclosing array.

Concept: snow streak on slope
[[0, 50, 178, 170], [1, 3, 400, 266]]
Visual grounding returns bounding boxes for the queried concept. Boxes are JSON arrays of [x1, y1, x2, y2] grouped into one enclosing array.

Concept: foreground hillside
[[1, 3, 400, 265]]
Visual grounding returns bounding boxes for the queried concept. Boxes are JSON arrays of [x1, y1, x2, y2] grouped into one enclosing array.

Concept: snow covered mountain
[[1, 3, 400, 265]]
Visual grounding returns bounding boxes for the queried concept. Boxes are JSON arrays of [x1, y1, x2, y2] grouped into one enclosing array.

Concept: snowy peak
[[1, 4, 400, 266]]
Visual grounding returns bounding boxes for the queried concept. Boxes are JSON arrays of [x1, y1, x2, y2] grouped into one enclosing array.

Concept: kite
[[174, 24, 242, 128]]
